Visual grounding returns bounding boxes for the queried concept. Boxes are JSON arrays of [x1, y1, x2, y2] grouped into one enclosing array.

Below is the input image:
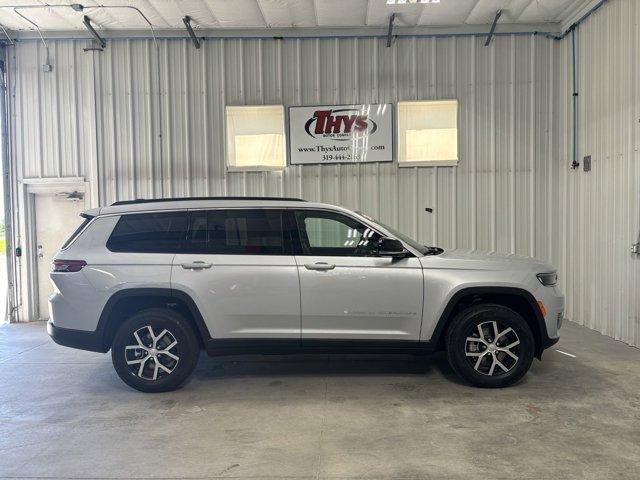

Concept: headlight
[[537, 272, 557, 286]]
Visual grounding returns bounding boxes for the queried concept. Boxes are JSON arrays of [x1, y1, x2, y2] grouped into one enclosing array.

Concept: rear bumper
[[47, 321, 107, 353]]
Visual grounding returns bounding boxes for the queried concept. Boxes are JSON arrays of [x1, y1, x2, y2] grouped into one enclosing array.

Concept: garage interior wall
[[4, 5, 638, 346], [558, 0, 640, 347]]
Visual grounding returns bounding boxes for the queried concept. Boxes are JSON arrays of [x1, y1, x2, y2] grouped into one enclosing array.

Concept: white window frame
[[397, 99, 459, 167], [225, 105, 287, 172]]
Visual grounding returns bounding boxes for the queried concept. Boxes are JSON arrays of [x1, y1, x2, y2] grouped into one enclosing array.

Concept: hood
[[427, 249, 555, 273]]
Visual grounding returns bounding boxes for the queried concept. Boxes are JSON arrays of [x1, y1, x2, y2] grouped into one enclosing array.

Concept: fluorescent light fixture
[[387, 0, 440, 4]]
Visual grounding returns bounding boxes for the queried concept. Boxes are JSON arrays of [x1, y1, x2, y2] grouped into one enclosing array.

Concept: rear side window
[[107, 212, 189, 253], [187, 209, 291, 255], [61, 215, 93, 249]]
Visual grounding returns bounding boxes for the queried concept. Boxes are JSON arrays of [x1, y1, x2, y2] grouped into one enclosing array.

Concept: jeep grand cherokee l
[[47, 197, 564, 392]]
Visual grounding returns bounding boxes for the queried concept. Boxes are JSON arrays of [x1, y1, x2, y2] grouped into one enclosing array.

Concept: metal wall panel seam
[[490, 38, 497, 252], [529, 35, 535, 258], [470, 37, 476, 251], [547, 39, 554, 261], [88, 48, 99, 207]]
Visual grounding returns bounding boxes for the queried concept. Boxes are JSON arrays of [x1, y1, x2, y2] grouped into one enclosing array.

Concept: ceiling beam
[[4, 22, 562, 42], [484, 10, 502, 46], [182, 16, 200, 49], [82, 15, 105, 49], [386, 13, 395, 47]]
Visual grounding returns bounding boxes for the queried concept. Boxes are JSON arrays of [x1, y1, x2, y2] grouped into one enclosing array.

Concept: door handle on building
[[633, 229, 640, 255], [304, 262, 335, 271], [181, 261, 213, 270]]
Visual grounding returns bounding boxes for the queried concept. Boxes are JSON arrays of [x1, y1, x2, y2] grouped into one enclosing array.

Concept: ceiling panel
[[365, 1, 424, 27], [257, 0, 316, 28], [464, 0, 511, 25], [415, 0, 478, 26], [0, 0, 594, 33], [81, 4, 164, 30], [146, 0, 214, 28], [0, 3, 79, 30], [314, 0, 368, 27], [516, 0, 583, 23], [201, 0, 267, 27], [497, 0, 530, 22]]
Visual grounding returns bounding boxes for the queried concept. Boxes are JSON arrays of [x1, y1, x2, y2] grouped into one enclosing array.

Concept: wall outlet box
[[583, 155, 591, 172]]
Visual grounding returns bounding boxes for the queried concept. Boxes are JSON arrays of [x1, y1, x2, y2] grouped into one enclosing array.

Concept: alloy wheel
[[464, 320, 521, 376], [124, 325, 180, 381]]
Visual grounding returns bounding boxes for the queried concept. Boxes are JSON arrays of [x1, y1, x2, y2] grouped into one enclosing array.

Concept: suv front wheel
[[445, 304, 535, 388], [111, 308, 200, 392]]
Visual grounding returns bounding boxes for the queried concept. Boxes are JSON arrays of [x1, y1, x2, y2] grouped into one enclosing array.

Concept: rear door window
[[186, 209, 294, 255], [107, 211, 189, 253]]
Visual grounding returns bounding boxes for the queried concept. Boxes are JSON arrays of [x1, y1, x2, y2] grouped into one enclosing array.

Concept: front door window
[[294, 210, 381, 257]]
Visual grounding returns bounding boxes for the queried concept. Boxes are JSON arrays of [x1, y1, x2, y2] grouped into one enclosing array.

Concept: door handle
[[181, 261, 212, 270], [304, 262, 335, 271]]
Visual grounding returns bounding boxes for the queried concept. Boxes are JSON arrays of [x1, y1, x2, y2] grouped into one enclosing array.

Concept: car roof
[[92, 197, 347, 216]]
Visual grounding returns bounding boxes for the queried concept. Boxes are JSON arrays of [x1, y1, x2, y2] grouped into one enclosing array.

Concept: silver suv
[[47, 197, 564, 392]]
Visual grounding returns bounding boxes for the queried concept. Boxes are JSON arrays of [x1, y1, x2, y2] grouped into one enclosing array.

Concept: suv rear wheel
[[445, 303, 535, 388], [111, 308, 200, 392]]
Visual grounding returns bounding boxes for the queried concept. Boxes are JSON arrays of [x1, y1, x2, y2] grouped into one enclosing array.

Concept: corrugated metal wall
[[8, 33, 573, 335], [558, 0, 640, 347], [10, 34, 562, 249]]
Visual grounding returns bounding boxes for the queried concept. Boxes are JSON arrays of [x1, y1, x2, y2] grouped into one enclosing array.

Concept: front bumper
[[534, 285, 564, 358], [47, 321, 107, 353], [537, 286, 565, 339], [541, 335, 560, 350]]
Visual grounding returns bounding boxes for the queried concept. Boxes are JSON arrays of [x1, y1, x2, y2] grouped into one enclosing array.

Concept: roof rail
[[111, 196, 307, 206]]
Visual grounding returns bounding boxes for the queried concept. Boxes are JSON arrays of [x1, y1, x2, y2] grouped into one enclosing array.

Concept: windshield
[[356, 212, 441, 256]]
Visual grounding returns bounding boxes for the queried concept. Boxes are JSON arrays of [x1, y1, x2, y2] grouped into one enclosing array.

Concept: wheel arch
[[430, 287, 548, 358], [97, 288, 211, 351]]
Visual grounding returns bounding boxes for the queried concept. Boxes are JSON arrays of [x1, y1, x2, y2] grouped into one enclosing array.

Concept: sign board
[[288, 104, 393, 164]]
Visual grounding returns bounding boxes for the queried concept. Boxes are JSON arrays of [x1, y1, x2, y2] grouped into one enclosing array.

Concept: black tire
[[111, 308, 200, 393], [445, 303, 535, 388]]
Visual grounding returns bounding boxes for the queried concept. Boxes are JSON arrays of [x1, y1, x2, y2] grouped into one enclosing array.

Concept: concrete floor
[[0, 321, 639, 480]]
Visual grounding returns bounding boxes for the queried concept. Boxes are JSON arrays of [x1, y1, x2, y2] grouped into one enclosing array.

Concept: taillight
[[52, 260, 87, 272]]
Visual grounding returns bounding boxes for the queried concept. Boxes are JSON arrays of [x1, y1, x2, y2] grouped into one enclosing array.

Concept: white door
[[294, 209, 424, 341], [171, 209, 300, 339], [34, 193, 85, 319]]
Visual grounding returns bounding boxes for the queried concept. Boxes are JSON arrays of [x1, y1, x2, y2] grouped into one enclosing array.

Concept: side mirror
[[377, 237, 407, 258]]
